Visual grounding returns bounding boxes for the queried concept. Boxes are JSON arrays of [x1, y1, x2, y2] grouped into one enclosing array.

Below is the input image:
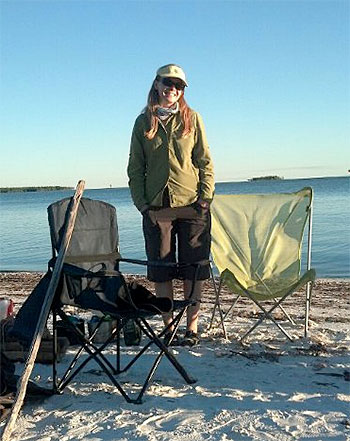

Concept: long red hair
[[144, 77, 193, 140]]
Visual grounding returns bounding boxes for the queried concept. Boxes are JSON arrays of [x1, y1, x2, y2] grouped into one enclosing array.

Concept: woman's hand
[[196, 198, 210, 209]]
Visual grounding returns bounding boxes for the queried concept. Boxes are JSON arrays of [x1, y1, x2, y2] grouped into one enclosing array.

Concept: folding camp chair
[[47, 197, 203, 404], [208, 187, 316, 341]]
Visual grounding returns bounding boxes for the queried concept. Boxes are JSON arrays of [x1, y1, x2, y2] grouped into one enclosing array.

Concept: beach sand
[[0, 272, 349, 441]]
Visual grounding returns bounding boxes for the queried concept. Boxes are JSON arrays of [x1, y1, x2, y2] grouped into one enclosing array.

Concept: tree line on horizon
[[0, 186, 73, 193]]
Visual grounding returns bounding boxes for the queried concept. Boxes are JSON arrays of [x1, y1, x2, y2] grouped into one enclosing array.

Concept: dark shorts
[[142, 204, 211, 282]]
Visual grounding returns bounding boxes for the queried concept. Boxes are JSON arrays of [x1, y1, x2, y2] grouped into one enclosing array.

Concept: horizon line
[[3, 174, 348, 191]]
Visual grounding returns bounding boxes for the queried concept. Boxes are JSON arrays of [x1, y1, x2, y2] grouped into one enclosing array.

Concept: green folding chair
[[209, 187, 316, 341]]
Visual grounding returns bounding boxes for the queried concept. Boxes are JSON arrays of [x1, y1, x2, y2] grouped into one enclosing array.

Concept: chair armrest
[[117, 258, 209, 268]]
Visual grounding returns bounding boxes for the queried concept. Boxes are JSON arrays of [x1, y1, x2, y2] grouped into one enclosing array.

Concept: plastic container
[[0, 298, 14, 321], [123, 319, 142, 346], [88, 315, 117, 344]]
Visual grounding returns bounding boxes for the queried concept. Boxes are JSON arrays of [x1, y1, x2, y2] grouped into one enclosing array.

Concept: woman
[[127, 64, 214, 346]]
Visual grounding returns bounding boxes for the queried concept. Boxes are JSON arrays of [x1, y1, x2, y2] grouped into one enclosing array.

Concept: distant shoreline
[[1, 175, 348, 192], [217, 174, 348, 185], [0, 186, 73, 193], [248, 175, 283, 182]]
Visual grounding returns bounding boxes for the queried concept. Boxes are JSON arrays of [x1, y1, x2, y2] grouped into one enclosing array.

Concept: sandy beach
[[0, 272, 349, 441]]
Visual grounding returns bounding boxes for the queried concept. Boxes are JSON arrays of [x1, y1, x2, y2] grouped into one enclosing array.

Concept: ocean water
[[0, 176, 349, 278]]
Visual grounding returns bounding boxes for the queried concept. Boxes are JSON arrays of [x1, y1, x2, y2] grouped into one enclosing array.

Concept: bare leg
[[183, 280, 203, 333], [155, 281, 174, 329]]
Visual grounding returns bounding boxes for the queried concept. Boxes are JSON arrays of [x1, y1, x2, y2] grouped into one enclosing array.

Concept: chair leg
[[222, 295, 240, 321], [116, 319, 121, 373], [304, 280, 313, 338], [240, 295, 294, 342], [58, 309, 118, 371], [141, 319, 196, 385], [119, 309, 196, 386], [273, 299, 296, 325], [54, 310, 122, 392], [56, 330, 134, 402], [52, 300, 198, 404], [208, 268, 227, 338], [117, 308, 183, 374], [52, 310, 59, 393], [113, 310, 196, 404], [208, 265, 219, 330]]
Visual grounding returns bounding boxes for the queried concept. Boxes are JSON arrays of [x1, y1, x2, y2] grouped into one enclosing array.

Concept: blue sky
[[1, 0, 349, 188]]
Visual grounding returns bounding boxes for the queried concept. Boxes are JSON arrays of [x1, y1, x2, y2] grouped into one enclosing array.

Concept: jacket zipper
[[158, 118, 171, 205]]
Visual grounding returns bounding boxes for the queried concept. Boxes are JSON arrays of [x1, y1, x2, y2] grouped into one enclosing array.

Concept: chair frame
[[51, 257, 204, 404], [209, 189, 314, 341], [43, 195, 208, 403]]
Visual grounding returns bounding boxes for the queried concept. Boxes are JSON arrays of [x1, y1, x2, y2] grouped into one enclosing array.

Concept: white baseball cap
[[156, 64, 188, 87]]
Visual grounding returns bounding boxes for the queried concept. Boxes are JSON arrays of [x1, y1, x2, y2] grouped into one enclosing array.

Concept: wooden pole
[[1, 180, 85, 441]]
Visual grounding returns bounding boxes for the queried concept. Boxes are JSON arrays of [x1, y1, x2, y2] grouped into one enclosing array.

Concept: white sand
[[1, 275, 349, 441]]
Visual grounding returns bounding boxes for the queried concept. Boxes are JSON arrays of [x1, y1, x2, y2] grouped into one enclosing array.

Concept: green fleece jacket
[[127, 110, 215, 212]]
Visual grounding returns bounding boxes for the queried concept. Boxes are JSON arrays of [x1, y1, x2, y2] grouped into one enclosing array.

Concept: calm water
[[0, 177, 349, 278]]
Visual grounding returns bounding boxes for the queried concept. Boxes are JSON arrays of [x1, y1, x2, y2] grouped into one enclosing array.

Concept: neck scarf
[[156, 102, 179, 121]]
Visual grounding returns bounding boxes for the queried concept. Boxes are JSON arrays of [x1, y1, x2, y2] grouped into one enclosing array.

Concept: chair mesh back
[[211, 187, 312, 295], [48, 197, 118, 261], [47, 197, 123, 307]]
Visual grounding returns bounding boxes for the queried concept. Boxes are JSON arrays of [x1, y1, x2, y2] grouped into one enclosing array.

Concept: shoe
[[163, 332, 181, 346], [182, 331, 199, 347]]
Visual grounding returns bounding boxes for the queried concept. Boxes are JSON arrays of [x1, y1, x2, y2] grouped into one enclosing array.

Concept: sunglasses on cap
[[161, 77, 186, 91]]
